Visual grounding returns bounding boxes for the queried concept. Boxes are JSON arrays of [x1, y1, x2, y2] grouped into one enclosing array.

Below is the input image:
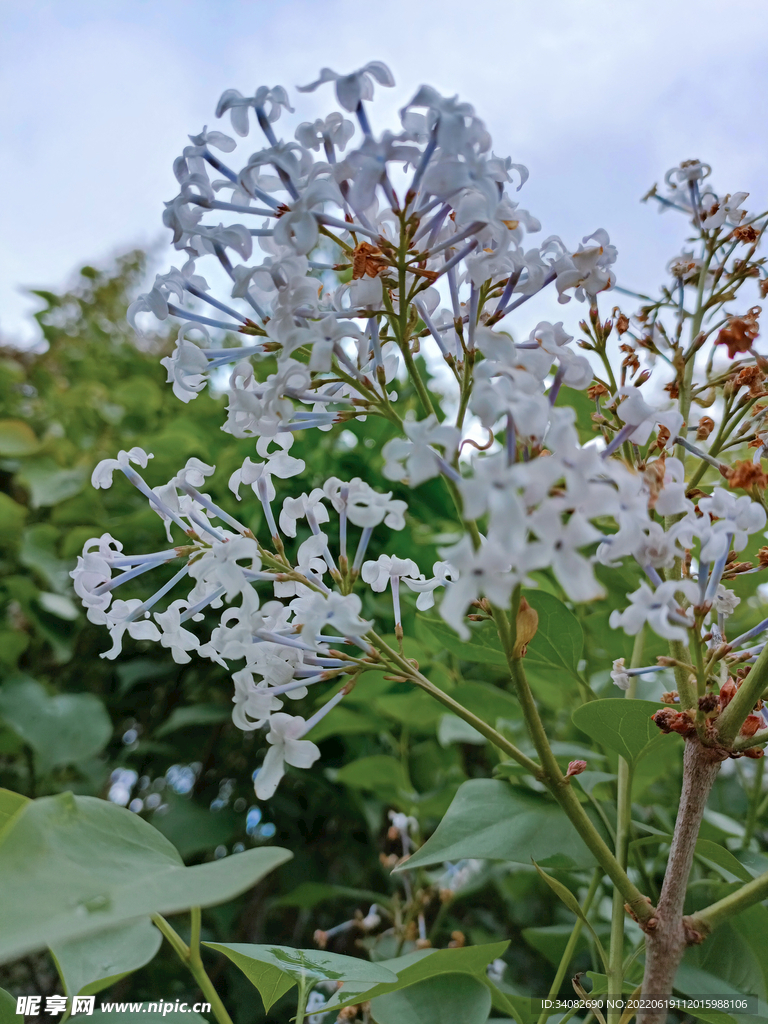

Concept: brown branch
[[637, 740, 724, 1024]]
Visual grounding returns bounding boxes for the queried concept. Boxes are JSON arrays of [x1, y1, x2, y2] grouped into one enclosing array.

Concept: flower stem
[[151, 912, 234, 1024], [536, 868, 601, 1024]]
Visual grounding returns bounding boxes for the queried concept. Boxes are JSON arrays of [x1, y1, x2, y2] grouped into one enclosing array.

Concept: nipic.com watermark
[[14, 996, 212, 1016]]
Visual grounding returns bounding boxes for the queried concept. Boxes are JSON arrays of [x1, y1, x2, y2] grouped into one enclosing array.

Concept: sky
[[2, 0, 768, 346]]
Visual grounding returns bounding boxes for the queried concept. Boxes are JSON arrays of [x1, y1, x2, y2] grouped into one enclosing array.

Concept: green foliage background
[[1, 253, 767, 1019]]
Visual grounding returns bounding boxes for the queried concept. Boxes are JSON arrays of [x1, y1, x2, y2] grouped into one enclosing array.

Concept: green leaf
[[203, 943, 398, 1014], [451, 682, 521, 724], [695, 840, 754, 883], [50, 917, 162, 997], [0, 678, 112, 771], [438, 714, 485, 746], [154, 704, 230, 738], [370, 973, 492, 1024], [19, 524, 72, 593], [273, 881, 387, 911], [522, 590, 583, 677], [376, 690, 444, 730], [333, 755, 409, 796], [18, 461, 87, 508], [0, 419, 40, 456], [400, 780, 599, 871], [0, 791, 291, 961], [416, 617, 507, 666], [0, 986, 16, 1024], [150, 793, 238, 860], [521, 923, 592, 966], [0, 493, 27, 546], [322, 941, 510, 1014], [571, 699, 671, 768], [0, 788, 28, 831], [532, 862, 609, 972]]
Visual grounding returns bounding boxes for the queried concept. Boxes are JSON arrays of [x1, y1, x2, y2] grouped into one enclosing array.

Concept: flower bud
[[512, 597, 538, 657], [740, 715, 762, 737], [566, 760, 587, 777]]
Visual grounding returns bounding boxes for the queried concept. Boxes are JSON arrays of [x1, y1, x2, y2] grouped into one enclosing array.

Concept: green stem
[[493, 609, 655, 925], [295, 976, 310, 1024], [152, 913, 234, 1024], [367, 631, 542, 777], [689, 868, 768, 934], [607, 629, 643, 1017], [536, 869, 601, 1024], [742, 756, 765, 848], [717, 639, 768, 744]]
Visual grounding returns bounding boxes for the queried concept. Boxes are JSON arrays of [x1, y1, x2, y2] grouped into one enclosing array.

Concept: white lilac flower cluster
[[75, 63, 768, 792], [72, 446, 455, 797]]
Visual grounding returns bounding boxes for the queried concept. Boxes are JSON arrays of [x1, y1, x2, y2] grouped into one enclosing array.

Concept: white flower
[[714, 585, 741, 617], [438, 535, 518, 640], [231, 669, 284, 731], [382, 414, 461, 486], [255, 713, 321, 799], [91, 448, 153, 489], [291, 591, 373, 643], [698, 488, 767, 557], [609, 580, 699, 642], [402, 560, 458, 610], [229, 434, 305, 500], [155, 601, 202, 663], [97, 599, 161, 660], [279, 489, 329, 538], [361, 554, 421, 592], [323, 477, 407, 530], [614, 386, 684, 447], [188, 536, 261, 601], [295, 113, 355, 152], [665, 160, 711, 188], [297, 62, 395, 112], [215, 85, 293, 136]]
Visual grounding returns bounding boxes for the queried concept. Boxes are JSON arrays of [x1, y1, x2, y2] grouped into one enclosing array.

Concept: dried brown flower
[[715, 306, 761, 359], [696, 416, 715, 440], [352, 242, 388, 280], [734, 365, 766, 397], [731, 224, 758, 244], [724, 459, 768, 492]]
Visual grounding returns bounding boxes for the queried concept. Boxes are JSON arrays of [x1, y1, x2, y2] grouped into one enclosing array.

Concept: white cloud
[[2, 0, 767, 342]]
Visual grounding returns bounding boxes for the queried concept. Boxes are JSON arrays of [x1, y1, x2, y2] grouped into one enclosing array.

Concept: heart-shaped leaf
[[371, 973, 491, 1024], [522, 590, 583, 677], [572, 699, 672, 768], [0, 678, 111, 771], [203, 943, 398, 1013], [320, 940, 509, 1014], [401, 780, 599, 871], [0, 790, 291, 961], [50, 918, 162, 997]]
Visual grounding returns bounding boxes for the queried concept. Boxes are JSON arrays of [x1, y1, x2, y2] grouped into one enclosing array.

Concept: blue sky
[[3, 0, 767, 344]]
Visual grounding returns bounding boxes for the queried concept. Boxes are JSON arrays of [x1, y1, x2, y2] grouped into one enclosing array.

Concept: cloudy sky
[[3, 0, 767, 345]]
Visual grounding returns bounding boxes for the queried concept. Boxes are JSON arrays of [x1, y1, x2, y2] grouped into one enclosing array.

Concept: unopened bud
[[512, 597, 539, 657], [566, 760, 587, 777], [314, 930, 328, 949], [740, 715, 762, 737], [635, 369, 651, 387], [448, 931, 466, 948], [719, 677, 737, 708]]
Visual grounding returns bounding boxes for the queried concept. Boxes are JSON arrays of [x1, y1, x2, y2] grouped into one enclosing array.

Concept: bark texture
[[637, 740, 723, 1024]]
